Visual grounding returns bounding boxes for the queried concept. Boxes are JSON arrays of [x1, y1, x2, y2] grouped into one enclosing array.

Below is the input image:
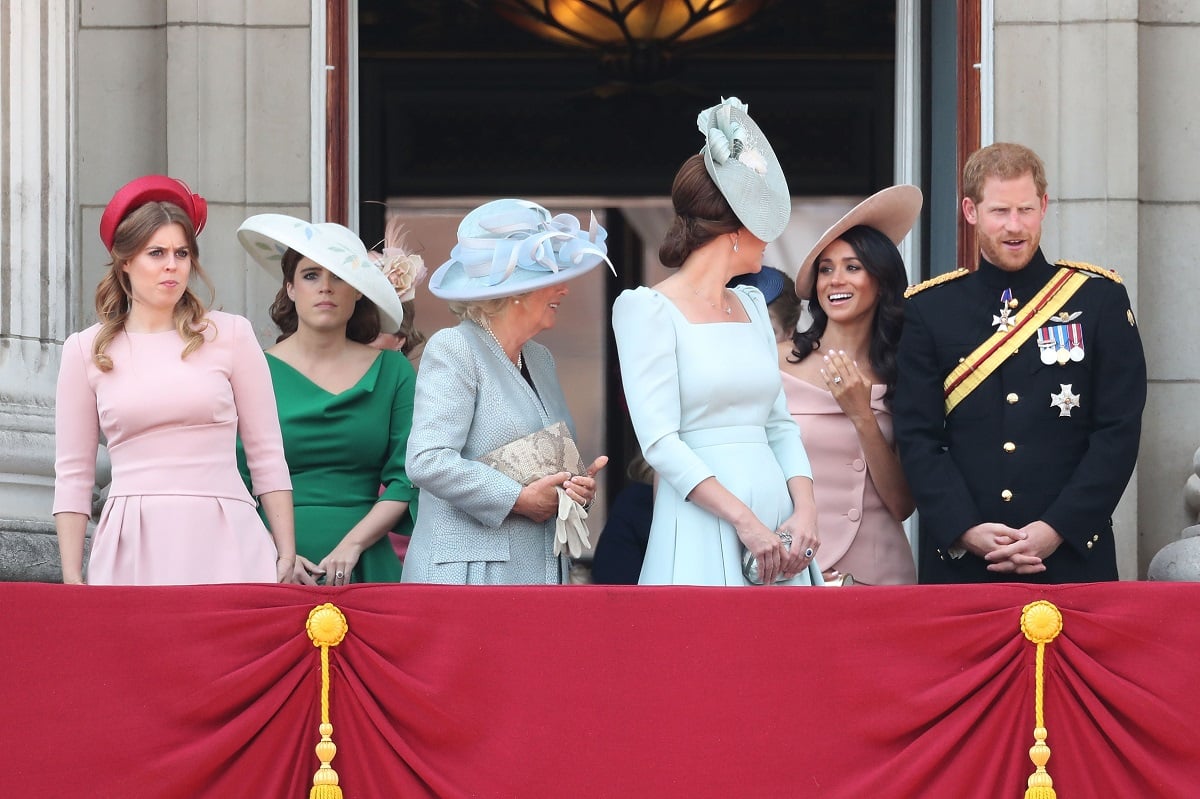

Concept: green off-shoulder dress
[[239, 349, 417, 582]]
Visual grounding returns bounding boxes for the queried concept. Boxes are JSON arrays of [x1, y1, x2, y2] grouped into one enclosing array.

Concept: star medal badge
[[992, 288, 1018, 332], [1050, 384, 1081, 417]]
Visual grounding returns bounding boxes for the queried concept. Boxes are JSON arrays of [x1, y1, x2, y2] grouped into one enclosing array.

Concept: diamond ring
[[334, 570, 345, 579], [832, 376, 843, 385], [776, 530, 794, 548]]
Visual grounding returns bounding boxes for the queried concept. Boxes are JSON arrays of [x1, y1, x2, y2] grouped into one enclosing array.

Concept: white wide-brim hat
[[698, 97, 791, 243], [429, 198, 614, 302], [237, 214, 404, 331], [794, 185, 923, 300]]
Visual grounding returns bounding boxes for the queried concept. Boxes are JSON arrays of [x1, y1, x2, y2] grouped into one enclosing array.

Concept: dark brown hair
[[269, 248, 382, 343], [658, 154, 741, 268]]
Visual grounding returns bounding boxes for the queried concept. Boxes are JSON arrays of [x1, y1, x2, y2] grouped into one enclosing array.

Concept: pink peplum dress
[[53, 311, 291, 585], [781, 373, 916, 585]]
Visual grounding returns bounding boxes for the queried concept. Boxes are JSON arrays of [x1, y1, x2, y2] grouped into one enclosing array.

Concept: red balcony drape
[[7, 582, 1199, 797]]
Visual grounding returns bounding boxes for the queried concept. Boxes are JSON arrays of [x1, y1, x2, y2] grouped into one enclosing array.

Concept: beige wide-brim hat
[[794, 185, 923, 299], [238, 214, 404, 331]]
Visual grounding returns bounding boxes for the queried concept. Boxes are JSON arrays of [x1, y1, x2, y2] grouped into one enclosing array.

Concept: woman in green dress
[[237, 214, 419, 584]]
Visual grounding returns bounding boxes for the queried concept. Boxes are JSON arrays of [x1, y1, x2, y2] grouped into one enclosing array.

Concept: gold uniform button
[[1003, 442, 1016, 453], [1007, 393, 1019, 404], [1092, 534, 1100, 542], [1086, 541, 1094, 549], [1001, 489, 1013, 502], [958, 357, 965, 364]]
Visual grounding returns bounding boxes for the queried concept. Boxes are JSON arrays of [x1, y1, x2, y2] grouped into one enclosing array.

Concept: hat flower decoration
[[370, 217, 427, 303], [696, 96, 791, 243], [700, 97, 768, 177]]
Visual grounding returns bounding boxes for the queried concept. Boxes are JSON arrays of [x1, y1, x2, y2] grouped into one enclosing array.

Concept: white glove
[[553, 486, 593, 559]]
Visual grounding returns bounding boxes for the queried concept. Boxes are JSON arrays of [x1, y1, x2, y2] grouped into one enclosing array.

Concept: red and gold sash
[[943, 267, 1091, 414]]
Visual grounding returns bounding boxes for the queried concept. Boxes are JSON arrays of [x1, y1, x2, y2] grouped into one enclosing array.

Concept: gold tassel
[[306, 603, 349, 799], [1020, 601, 1063, 799]]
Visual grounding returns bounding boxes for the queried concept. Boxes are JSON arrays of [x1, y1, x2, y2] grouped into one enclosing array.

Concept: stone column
[[993, 2, 1142, 577], [0, 0, 79, 580]]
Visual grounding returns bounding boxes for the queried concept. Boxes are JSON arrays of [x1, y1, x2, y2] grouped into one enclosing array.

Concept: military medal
[[1066, 322, 1085, 362], [1050, 384, 1081, 417], [1037, 326, 1059, 365], [992, 288, 1018, 332]]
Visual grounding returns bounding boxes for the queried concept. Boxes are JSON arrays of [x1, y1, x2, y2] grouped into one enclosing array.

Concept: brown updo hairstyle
[[658, 153, 742, 269], [268, 248, 382, 344], [92, 202, 213, 372]]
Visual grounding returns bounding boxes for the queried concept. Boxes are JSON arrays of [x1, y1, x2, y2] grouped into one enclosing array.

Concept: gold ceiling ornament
[[487, 1, 776, 77], [306, 603, 350, 799], [1019, 600, 1063, 799]]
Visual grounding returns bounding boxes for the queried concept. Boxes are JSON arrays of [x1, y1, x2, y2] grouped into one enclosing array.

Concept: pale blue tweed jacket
[[402, 320, 577, 584]]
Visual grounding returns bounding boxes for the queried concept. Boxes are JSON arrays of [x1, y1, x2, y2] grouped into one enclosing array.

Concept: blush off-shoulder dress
[[781, 375, 916, 585], [53, 311, 291, 585], [612, 285, 823, 586]]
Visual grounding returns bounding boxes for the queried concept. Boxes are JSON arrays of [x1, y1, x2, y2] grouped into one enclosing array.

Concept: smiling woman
[[780, 185, 922, 585]]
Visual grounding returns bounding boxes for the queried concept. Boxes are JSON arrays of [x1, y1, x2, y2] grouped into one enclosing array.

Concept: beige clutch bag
[[477, 422, 593, 558]]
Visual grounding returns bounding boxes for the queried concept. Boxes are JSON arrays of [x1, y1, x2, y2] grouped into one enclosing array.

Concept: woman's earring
[[733, 233, 740, 253]]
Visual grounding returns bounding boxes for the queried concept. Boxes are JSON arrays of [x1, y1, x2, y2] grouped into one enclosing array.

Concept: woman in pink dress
[[53, 175, 296, 585], [780, 186, 922, 585]]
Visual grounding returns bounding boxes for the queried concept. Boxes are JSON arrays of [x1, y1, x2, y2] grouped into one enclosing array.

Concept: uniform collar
[[975, 248, 1055, 291]]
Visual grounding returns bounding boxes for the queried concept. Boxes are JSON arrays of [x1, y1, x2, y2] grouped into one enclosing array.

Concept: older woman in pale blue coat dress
[[403, 199, 612, 585]]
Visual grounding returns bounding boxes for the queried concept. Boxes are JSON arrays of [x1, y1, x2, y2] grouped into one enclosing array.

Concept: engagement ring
[[803, 547, 815, 559], [832, 376, 843, 385], [335, 570, 345, 579], [776, 530, 794, 548]]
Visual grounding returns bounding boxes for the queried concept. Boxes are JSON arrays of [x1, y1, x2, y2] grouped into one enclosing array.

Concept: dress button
[[848, 508, 861, 522], [1007, 393, 1019, 404], [1003, 442, 1016, 453], [852, 458, 865, 471], [1001, 489, 1013, 502]]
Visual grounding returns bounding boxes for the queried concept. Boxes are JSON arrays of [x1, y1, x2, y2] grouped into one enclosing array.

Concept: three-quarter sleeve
[[406, 328, 524, 529], [379, 353, 418, 504], [53, 332, 101, 515], [229, 315, 291, 497], [612, 288, 715, 498]]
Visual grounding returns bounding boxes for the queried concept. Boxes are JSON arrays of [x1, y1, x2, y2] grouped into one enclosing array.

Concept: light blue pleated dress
[[612, 284, 823, 586]]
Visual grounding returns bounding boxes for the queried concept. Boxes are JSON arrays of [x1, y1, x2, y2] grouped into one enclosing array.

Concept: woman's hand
[[820, 349, 873, 425], [776, 505, 819, 578], [564, 456, 609, 508], [736, 518, 790, 586], [318, 542, 366, 587], [290, 554, 323, 586], [513, 471, 571, 522]]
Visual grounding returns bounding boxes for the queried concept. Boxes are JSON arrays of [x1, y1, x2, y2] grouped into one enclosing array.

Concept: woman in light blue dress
[[612, 98, 822, 586]]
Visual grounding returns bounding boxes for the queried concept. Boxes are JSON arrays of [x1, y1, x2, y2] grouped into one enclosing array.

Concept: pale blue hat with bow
[[698, 97, 791, 242], [429, 199, 615, 301]]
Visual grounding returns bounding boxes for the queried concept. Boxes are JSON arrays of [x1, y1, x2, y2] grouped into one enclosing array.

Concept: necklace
[[691, 284, 732, 315], [482, 321, 523, 371]]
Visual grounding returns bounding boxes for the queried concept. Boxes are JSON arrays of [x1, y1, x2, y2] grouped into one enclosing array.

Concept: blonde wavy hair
[[448, 294, 528, 328], [92, 202, 214, 371]]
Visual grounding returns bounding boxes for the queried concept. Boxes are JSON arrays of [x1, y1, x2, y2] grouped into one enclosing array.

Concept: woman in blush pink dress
[[780, 186, 922, 585], [53, 175, 296, 585]]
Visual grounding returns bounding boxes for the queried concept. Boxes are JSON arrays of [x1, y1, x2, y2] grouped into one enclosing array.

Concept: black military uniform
[[893, 249, 1146, 583]]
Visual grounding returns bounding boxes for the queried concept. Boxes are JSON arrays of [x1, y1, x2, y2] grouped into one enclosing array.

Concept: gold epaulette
[[904, 268, 969, 298], [1056, 259, 1123, 284]]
